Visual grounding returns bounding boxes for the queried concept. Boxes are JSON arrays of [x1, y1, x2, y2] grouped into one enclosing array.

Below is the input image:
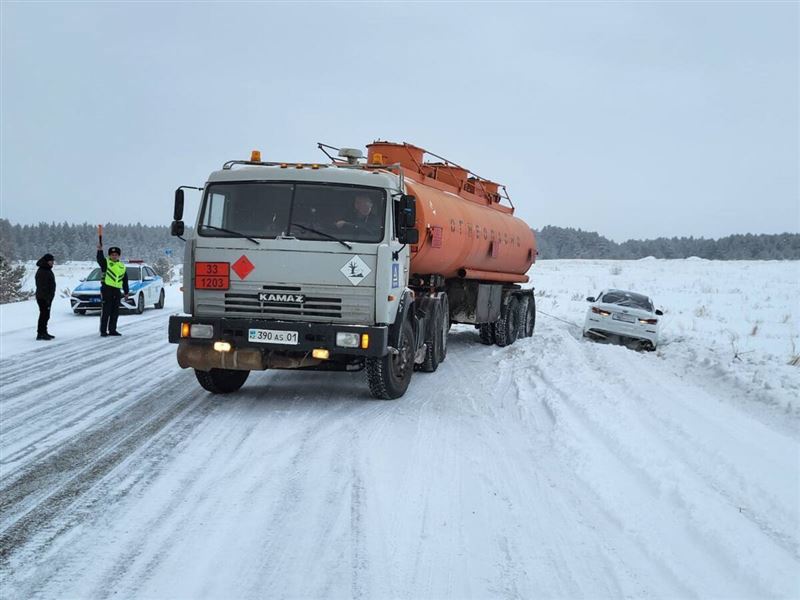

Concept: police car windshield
[[199, 182, 385, 243], [87, 266, 140, 280]]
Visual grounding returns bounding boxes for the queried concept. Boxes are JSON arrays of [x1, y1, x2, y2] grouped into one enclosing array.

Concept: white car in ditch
[[583, 289, 663, 350]]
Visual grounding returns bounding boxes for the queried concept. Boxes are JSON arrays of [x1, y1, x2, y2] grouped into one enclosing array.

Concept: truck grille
[[224, 285, 342, 319]]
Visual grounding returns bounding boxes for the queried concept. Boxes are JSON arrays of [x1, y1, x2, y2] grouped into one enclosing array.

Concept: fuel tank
[[367, 142, 536, 282]]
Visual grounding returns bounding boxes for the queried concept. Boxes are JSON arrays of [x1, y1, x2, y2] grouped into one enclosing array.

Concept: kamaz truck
[[168, 141, 537, 399]]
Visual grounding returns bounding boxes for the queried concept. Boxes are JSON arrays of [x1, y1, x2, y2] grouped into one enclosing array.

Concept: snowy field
[[1, 259, 798, 599]]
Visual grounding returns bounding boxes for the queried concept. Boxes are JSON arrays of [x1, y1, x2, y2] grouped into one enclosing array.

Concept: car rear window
[[601, 291, 653, 311]]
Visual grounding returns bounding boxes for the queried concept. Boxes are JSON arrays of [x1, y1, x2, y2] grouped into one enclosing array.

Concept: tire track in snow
[[0, 368, 202, 566], [526, 323, 781, 598], [0, 327, 178, 473]]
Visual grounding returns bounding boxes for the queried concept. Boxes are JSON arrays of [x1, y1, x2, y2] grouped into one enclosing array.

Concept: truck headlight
[[336, 332, 360, 348], [190, 324, 214, 339]]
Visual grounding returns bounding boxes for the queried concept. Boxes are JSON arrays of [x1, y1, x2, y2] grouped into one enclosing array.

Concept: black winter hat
[[42, 253, 54, 262], [108, 246, 122, 255]]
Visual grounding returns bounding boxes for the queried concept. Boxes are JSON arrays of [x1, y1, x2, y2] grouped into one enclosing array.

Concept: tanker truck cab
[[169, 142, 536, 399], [168, 150, 425, 398]]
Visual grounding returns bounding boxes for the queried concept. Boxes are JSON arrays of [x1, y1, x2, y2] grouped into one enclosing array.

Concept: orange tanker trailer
[[367, 141, 536, 283], [366, 141, 537, 345]]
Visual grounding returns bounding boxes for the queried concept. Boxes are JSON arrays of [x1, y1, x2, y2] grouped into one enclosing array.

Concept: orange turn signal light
[[181, 322, 190, 338], [360, 334, 369, 349]]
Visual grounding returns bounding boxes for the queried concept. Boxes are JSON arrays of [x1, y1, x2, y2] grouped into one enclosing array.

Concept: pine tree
[[0, 255, 32, 304], [152, 256, 173, 283]]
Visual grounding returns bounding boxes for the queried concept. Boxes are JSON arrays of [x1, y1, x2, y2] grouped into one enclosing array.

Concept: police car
[[70, 260, 166, 315]]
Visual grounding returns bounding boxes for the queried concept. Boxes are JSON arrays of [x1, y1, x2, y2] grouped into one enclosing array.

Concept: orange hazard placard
[[195, 262, 230, 290]]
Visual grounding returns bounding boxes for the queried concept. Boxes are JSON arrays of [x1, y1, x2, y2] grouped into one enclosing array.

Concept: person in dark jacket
[[96, 243, 129, 337], [35, 253, 56, 340]]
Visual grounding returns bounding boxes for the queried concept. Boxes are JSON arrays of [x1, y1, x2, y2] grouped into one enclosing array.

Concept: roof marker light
[[250, 150, 261, 162]]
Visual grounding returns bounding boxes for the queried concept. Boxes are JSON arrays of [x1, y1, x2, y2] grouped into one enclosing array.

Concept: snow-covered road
[[1, 260, 798, 598]]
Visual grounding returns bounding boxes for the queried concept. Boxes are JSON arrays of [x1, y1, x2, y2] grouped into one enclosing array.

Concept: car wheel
[[195, 368, 249, 393], [522, 295, 536, 337], [479, 322, 496, 345], [136, 292, 145, 314], [419, 302, 443, 373], [495, 296, 521, 347], [155, 288, 165, 309], [366, 318, 414, 399]]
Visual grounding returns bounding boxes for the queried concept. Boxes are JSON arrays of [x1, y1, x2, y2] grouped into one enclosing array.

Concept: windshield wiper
[[200, 224, 260, 245], [290, 222, 352, 249]]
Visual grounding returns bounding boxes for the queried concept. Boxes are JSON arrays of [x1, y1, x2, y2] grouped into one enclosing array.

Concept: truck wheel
[[155, 288, 165, 309], [438, 294, 449, 363], [495, 296, 521, 347], [420, 302, 443, 373], [194, 368, 249, 393], [479, 323, 496, 345], [522, 295, 536, 338], [136, 292, 145, 314], [366, 319, 414, 399]]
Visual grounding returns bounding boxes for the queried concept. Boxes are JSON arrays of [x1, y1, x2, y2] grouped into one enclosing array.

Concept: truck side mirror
[[400, 194, 416, 227], [174, 189, 185, 221], [171, 221, 185, 237], [655, 309, 664, 316]]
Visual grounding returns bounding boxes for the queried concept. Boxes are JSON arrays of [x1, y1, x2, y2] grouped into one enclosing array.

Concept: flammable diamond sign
[[340, 255, 371, 286], [232, 255, 255, 280]]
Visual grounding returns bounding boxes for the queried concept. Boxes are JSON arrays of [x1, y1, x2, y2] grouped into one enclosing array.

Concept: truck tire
[[155, 288, 165, 309], [438, 294, 449, 363], [521, 295, 536, 338], [479, 322, 496, 345], [420, 302, 443, 373], [495, 296, 521, 347], [194, 368, 249, 394], [366, 319, 414, 399]]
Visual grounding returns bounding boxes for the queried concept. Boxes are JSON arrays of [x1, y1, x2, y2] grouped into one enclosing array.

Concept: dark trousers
[[100, 285, 122, 334], [36, 298, 51, 335]]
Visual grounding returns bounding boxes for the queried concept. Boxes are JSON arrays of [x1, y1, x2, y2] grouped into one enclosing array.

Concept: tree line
[[0, 219, 797, 262], [0, 220, 188, 263], [534, 226, 800, 260]]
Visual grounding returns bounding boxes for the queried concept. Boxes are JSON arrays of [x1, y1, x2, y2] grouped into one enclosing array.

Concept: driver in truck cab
[[335, 194, 381, 231]]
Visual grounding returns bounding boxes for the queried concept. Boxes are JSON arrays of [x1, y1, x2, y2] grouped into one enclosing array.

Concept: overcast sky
[[2, 1, 797, 241]]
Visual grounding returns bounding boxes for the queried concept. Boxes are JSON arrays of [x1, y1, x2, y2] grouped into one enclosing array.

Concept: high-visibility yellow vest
[[104, 260, 126, 288]]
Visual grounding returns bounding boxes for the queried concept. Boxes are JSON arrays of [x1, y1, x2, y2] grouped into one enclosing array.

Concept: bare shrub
[[694, 305, 709, 318], [609, 266, 622, 276]]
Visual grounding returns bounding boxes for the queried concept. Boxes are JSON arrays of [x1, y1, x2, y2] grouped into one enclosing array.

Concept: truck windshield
[[198, 182, 386, 243]]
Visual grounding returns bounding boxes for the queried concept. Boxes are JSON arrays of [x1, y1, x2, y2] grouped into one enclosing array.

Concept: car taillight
[[639, 318, 658, 325], [591, 307, 611, 316]]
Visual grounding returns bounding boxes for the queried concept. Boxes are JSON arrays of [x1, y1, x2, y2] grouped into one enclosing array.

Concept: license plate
[[248, 328, 299, 345], [613, 313, 636, 323]]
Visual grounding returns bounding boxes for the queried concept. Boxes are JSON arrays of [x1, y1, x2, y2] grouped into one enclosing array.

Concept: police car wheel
[[135, 292, 145, 314], [155, 288, 165, 309]]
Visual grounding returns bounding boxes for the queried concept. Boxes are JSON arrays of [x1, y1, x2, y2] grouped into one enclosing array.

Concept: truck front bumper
[[168, 315, 389, 371]]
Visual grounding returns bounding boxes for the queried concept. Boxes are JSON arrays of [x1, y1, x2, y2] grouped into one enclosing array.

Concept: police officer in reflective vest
[[96, 243, 129, 337]]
